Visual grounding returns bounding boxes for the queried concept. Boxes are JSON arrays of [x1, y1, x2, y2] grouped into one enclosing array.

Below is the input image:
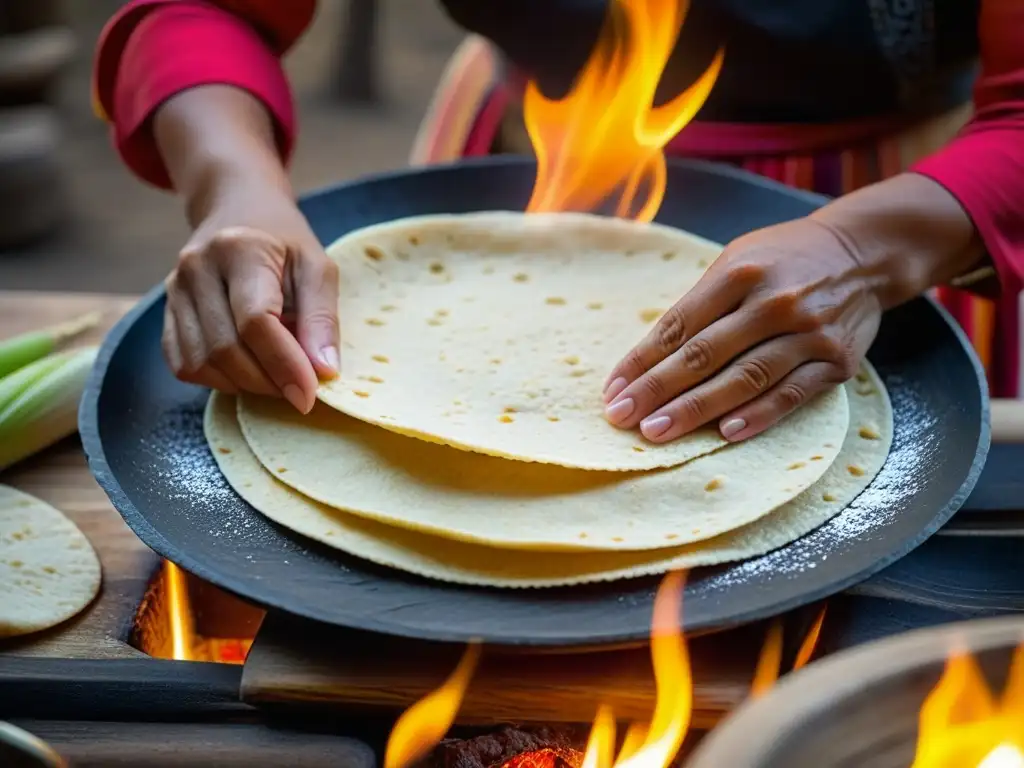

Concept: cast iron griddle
[[79, 157, 990, 648]]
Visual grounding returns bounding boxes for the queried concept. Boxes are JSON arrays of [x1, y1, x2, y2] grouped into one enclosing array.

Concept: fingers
[[603, 261, 760, 400], [716, 362, 842, 441], [603, 302, 788, 429], [226, 251, 320, 414], [719, 300, 880, 440], [291, 241, 341, 378], [162, 281, 238, 394], [178, 253, 279, 397], [162, 227, 323, 413], [629, 332, 821, 442]]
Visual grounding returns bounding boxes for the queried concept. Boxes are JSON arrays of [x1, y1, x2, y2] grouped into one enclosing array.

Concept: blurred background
[[0, 0, 463, 293]]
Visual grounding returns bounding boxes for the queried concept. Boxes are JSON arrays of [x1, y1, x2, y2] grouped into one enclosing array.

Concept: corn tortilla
[[0, 485, 102, 637], [317, 212, 850, 471]]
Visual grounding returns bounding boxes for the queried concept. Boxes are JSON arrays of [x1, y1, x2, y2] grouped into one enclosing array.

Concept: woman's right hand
[[162, 187, 340, 414]]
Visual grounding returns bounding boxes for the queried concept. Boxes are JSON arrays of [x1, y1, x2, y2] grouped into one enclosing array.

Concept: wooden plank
[[8, 720, 376, 768], [0, 290, 156, 659], [240, 610, 820, 729]]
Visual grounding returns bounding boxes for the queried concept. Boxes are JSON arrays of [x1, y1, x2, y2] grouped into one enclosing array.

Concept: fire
[[165, 560, 194, 661], [384, 641, 482, 768], [523, 0, 724, 222], [382, 572, 826, 768], [910, 643, 1024, 768]]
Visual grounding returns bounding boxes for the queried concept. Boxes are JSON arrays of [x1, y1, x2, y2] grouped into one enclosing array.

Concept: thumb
[[293, 242, 341, 378]]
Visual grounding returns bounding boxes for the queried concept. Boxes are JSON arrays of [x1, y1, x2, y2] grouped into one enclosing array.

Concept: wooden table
[[0, 290, 156, 660]]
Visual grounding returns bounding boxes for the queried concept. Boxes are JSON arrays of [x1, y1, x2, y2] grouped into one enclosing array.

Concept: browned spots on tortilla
[[513, 272, 530, 283], [490, 358, 502, 365], [371, 354, 390, 364], [498, 414, 515, 423], [43, 566, 57, 574], [665, 533, 679, 541], [547, 415, 560, 422], [855, 371, 869, 383], [788, 461, 806, 471], [705, 476, 725, 492], [564, 355, 580, 365], [365, 317, 385, 327], [429, 262, 445, 274], [632, 445, 645, 453], [276, 467, 288, 474], [662, 251, 676, 261], [217, 447, 232, 454], [10, 560, 22, 568], [427, 318, 443, 326], [639, 308, 663, 323], [569, 369, 589, 378], [611, 537, 624, 543], [368, 376, 385, 384], [587, 302, 603, 310], [545, 297, 567, 306], [697, 258, 708, 268], [579, 532, 589, 540], [822, 493, 837, 502], [859, 425, 881, 440], [857, 385, 877, 396], [353, 390, 371, 398], [847, 464, 866, 477], [824, 443, 835, 449], [364, 245, 385, 261], [811, 455, 824, 461], [381, 304, 398, 312], [436, 309, 450, 317], [409, 235, 421, 245], [502, 406, 517, 414]]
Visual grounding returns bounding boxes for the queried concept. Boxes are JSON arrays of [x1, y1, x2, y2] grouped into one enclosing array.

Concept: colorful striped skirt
[[409, 36, 1018, 398]]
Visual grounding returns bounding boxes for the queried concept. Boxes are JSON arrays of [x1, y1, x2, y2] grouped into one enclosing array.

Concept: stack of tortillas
[[205, 213, 893, 588]]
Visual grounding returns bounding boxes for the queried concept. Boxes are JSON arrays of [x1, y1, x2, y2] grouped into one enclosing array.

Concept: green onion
[[0, 346, 99, 471], [0, 311, 101, 380]]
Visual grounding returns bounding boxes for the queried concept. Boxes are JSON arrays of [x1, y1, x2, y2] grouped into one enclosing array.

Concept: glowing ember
[[910, 643, 1024, 767], [384, 641, 481, 768], [524, 0, 724, 222]]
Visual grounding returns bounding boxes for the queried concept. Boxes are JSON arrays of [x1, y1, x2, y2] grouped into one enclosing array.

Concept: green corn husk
[[0, 311, 102, 380], [0, 346, 99, 471]]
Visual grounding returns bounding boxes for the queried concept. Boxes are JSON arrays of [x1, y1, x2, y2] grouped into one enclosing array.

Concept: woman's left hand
[[602, 216, 884, 443]]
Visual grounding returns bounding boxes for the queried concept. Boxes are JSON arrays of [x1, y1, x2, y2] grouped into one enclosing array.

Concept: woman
[[92, 0, 1023, 444]]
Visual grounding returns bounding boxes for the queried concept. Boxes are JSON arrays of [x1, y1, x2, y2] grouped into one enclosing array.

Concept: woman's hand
[[602, 216, 884, 443], [162, 187, 339, 414], [153, 85, 340, 414]]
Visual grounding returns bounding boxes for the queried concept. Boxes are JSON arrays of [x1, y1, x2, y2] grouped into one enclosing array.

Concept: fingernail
[[640, 415, 672, 440], [320, 345, 340, 372], [282, 384, 308, 413], [604, 377, 628, 402], [721, 418, 747, 440], [604, 397, 635, 424]]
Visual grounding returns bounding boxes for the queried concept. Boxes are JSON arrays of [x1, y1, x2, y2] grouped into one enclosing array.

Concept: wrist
[[154, 85, 293, 226], [810, 173, 986, 308]]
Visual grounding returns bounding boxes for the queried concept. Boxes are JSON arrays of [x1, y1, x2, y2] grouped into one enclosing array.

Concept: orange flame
[[165, 561, 194, 661], [910, 643, 1024, 768], [524, 0, 724, 222], [384, 641, 481, 768]]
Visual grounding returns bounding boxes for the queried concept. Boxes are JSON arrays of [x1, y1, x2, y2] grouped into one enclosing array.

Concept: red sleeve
[[91, 0, 316, 189], [912, 0, 1024, 298]]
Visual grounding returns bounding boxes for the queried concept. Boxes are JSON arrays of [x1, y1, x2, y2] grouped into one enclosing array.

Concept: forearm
[[154, 85, 293, 227], [92, 0, 314, 190], [810, 173, 987, 309]]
